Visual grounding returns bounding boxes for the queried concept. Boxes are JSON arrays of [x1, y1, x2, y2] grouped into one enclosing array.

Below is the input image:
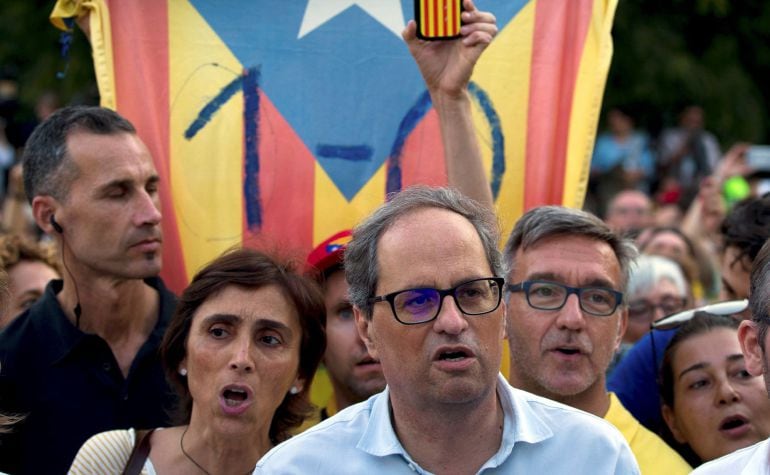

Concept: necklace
[[180, 426, 213, 475], [180, 426, 258, 475]]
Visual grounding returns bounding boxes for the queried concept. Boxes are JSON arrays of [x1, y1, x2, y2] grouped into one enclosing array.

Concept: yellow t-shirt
[[605, 392, 691, 474]]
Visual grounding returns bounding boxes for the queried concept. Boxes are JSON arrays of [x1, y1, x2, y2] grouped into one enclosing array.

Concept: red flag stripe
[[524, 0, 593, 210], [108, 0, 188, 293]]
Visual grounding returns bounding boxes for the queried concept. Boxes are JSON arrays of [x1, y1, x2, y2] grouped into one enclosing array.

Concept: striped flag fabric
[[417, 0, 462, 39], [51, 0, 618, 292]]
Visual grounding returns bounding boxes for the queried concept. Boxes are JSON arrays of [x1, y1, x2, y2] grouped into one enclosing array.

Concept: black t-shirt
[[0, 278, 178, 475]]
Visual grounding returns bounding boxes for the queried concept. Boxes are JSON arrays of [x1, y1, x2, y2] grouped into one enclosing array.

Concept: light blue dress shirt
[[256, 375, 639, 474]]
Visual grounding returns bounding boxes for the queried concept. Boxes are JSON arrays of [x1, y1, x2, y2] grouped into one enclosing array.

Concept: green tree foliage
[[0, 0, 96, 121], [604, 0, 770, 145]]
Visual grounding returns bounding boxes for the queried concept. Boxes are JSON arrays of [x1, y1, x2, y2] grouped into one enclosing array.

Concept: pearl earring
[[289, 386, 300, 395], [179, 368, 187, 376]]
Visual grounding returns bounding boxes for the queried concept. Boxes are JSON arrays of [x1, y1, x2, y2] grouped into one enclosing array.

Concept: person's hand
[[698, 175, 726, 235], [403, 0, 497, 99], [714, 143, 751, 182]]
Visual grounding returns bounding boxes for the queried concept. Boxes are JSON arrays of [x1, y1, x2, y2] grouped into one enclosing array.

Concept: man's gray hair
[[22, 105, 136, 203], [749, 239, 770, 349], [503, 206, 637, 292], [344, 186, 505, 319]]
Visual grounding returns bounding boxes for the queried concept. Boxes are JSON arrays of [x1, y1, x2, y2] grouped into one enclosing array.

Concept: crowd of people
[[1, 1, 769, 474]]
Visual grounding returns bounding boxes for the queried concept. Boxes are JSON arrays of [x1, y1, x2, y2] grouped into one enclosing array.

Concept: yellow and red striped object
[[416, 0, 462, 39]]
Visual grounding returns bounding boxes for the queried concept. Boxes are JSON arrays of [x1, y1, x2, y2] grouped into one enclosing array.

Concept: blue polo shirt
[[0, 278, 177, 475]]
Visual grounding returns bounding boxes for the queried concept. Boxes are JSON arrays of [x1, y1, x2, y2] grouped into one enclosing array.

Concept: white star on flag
[[298, 0, 406, 39]]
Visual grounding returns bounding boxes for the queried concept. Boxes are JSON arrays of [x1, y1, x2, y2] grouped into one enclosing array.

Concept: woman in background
[[624, 254, 691, 345], [0, 233, 60, 329], [660, 312, 770, 465], [69, 248, 326, 474]]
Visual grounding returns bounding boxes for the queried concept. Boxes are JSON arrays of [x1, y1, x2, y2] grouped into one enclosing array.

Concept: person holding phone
[[403, 0, 497, 209], [302, 0, 502, 428]]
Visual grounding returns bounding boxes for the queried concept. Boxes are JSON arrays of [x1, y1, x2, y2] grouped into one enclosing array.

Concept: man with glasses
[[504, 206, 691, 474], [257, 187, 638, 474], [693, 239, 770, 472]]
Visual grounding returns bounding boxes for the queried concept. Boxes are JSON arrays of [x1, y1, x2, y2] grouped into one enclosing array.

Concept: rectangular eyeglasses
[[507, 280, 623, 317], [368, 277, 504, 325]]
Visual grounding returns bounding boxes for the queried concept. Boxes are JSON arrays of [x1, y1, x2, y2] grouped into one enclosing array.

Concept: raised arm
[[404, 0, 497, 209]]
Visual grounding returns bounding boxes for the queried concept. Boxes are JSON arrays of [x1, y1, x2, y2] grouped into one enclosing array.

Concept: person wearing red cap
[[308, 230, 386, 419]]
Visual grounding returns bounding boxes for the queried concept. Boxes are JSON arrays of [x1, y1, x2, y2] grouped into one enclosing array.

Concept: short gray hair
[[344, 186, 505, 319], [750, 238, 770, 348], [22, 106, 136, 203], [627, 254, 688, 300], [503, 206, 637, 292]]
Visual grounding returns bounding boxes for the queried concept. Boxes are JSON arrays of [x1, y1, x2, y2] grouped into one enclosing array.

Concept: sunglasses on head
[[648, 299, 749, 374], [650, 299, 749, 331]]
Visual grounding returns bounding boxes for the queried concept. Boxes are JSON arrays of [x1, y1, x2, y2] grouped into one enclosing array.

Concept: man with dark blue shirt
[[0, 106, 177, 474]]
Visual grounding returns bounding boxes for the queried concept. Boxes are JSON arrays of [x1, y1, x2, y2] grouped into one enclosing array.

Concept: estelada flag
[[52, 0, 618, 292]]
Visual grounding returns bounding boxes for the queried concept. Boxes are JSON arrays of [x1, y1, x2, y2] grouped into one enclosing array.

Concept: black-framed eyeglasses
[[628, 296, 688, 321], [650, 299, 749, 331], [507, 280, 623, 317], [368, 277, 504, 325]]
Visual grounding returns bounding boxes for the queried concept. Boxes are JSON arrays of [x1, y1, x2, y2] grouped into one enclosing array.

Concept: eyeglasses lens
[[393, 279, 501, 324], [527, 282, 617, 316], [455, 279, 500, 314], [394, 288, 440, 324]]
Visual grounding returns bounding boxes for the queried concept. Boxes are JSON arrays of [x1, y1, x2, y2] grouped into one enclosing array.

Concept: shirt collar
[[485, 374, 553, 468], [36, 277, 170, 366], [356, 386, 405, 457], [355, 374, 555, 469], [35, 279, 84, 366]]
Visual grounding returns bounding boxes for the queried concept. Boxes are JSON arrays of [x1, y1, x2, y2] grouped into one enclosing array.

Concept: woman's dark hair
[[160, 247, 326, 444], [659, 312, 740, 408], [721, 194, 770, 266]]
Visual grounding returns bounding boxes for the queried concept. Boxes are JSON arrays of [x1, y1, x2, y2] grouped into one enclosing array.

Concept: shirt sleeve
[[68, 428, 136, 475]]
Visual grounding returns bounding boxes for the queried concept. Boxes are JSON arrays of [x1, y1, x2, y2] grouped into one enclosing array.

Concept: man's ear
[[355, 306, 377, 359], [739, 320, 766, 377], [31, 196, 59, 235]]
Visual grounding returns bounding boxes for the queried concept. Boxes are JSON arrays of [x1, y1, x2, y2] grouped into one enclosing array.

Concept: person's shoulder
[[500, 383, 640, 474], [257, 395, 377, 470], [513, 387, 621, 435], [68, 428, 136, 475], [0, 287, 68, 371], [0, 305, 46, 357], [607, 395, 691, 473], [691, 438, 768, 474]]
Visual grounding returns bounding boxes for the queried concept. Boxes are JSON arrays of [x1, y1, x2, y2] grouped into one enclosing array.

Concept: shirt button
[[102, 362, 111, 371]]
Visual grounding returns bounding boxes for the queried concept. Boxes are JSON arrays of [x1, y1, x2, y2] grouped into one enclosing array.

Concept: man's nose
[[134, 189, 162, 226], [554, 294, 587, 331], [432, 295, 469, 335]]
